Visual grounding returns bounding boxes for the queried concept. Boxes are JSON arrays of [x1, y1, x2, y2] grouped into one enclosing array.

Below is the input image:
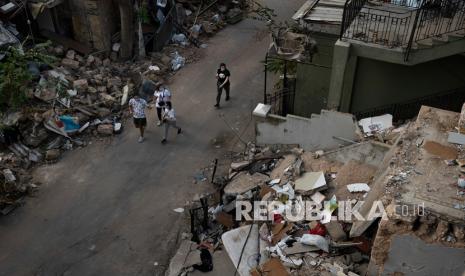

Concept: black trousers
[[156, 107, 163, 121], [216, 83, 230, 105]]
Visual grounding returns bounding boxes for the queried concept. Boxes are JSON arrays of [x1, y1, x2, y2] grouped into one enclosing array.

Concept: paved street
[[0, 1, 304, 275]]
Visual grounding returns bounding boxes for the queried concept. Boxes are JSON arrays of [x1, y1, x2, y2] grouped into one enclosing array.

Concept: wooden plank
[[318, 0, 346, 8], [292, 0, 319, 20]]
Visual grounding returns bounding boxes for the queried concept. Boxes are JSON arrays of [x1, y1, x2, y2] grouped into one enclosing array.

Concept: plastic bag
[[298, 234, 329, 252], [171, 51, 185, 71]]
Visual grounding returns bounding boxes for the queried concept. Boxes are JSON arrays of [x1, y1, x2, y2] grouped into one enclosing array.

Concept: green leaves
[[0, 42, 56, 111]]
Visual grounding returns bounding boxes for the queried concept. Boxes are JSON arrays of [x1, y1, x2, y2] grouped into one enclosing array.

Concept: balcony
[[340, 0, 465, 60]]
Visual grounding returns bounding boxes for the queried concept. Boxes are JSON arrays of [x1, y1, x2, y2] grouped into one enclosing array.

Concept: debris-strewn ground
[[0, 0, 249, 215], [169, 104, 465, 276]]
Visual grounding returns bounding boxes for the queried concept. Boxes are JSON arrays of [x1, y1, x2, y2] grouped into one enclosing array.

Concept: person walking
[[161, 102, 182, 144], [214, 63, 230, 108], [129, 94, 149, 143], [154, 84, 172, 126]]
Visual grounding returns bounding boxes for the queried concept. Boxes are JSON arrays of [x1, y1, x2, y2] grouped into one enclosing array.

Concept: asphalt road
[[0, 1, 304, 275]]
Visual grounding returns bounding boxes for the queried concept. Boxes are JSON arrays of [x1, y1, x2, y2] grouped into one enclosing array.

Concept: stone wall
[[70, 0, 116, 52]]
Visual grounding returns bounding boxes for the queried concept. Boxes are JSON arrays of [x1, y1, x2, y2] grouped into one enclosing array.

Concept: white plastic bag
[[298, 234, 329, 252]]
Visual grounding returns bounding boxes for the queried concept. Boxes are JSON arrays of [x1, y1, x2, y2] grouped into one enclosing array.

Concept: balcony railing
[[340, 0, 465, 60]]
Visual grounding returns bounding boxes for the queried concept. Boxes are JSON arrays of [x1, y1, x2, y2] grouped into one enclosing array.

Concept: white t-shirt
[[154, 88, 171, 108], [164, 109, 176, 121]]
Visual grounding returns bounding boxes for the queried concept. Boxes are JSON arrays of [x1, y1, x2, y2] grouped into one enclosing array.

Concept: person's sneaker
[[225, 96, 230, 101], [214, 104, 219, 108], [138, 136, 144, 143], [161, 139, 167, 144], [157, 121, 162, 126], [177, 128, 182, 134]]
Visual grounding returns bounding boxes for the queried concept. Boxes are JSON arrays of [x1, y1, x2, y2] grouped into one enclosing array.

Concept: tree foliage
[[0, 42, 56, 111]]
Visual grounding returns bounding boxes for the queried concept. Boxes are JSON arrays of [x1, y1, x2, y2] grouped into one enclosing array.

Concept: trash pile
[[167, 143, 377, 276], [168, 105, 465, 275], [175, 0, 246, 43]]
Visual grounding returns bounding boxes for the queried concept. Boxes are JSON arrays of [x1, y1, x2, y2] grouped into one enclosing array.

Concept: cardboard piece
[[261, 258, 290, 276]]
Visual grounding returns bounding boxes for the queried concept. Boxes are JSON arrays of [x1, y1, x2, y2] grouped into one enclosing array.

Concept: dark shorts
[[133, 117, 147, 128]]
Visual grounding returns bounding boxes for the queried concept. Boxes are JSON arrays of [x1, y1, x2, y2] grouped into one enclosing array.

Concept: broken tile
[[347, 183, 370, 193], [294, 172, 326, 193]]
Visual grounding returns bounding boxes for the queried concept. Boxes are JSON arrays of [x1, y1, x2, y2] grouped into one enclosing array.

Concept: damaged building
[[264, 0, 465, 120], [167, 102, 465, 275], [1, 0, 178, 58]]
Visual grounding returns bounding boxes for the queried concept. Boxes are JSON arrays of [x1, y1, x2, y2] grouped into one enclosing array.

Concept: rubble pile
[[168, 143, 378, 276], [175, 0, 247, 44], [0, 0, 249, 214], [169, 105, 465, 275]]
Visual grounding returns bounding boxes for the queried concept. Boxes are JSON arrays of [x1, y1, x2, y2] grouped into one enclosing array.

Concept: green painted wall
[[294, 33, 337, 117], [350, 55, 465, 113]]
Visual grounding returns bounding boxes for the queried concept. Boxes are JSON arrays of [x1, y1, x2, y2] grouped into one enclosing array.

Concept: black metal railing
[[354, 86, 465, 121], [340, 0, 465, 59], [340, 0, 368, 38], [414, 0, 465, 41], [345, 8, 415, 48], [265, 87, 296, 117]]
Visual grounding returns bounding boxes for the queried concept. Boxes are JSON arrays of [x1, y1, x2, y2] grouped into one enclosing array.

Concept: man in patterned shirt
[[129, 94, 149, 143]]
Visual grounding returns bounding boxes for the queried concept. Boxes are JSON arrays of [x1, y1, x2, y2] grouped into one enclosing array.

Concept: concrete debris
[[230, 160, 250, 171], [223, 172, 269, 196], [2, 169, 16, 183], [173, 208, 185, 213], [294, 171, 327, 193], [222, 225, 259, 276], [166, 240, 202, 276], [346, 183, 370, 193], [358, 114, 393, 136], [325, 221, 347, 242], [448, 131, 465, 145], [172, 100, 465, 275]]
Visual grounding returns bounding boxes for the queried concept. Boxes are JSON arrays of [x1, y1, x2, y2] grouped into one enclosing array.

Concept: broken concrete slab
[[255, 109, 361, 151], [447, 131, 465, 145], [224, 172, 269, 196], [230, 161, 251, 171], [166, 240, 202, 276], [61, 58, 80, 69], [294, 171, 326, 193], [253, 103, 271, 118], [283, 242, 319, 255], [325, 221, 346, 242], [370, 234, 465, 276], [222, 225, 259, 276], [97, 124, 114, 136], [270, 155, 296, 181], [189, 249, 236, 276]]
